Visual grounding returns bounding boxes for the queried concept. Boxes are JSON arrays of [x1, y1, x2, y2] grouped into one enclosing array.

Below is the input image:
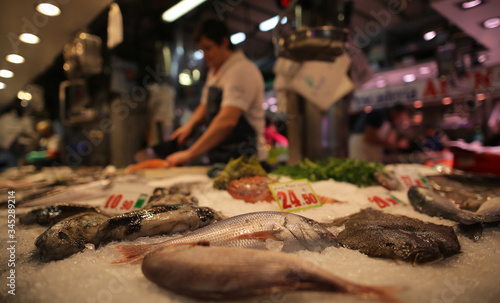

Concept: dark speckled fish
[[327, 208, 461, 264], [35, 212, 110, 261], [94, 205, 223, 246], [19, 203, 102, 226]]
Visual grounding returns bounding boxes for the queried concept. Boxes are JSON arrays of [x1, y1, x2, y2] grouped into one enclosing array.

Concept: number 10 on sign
[[269, 179, 322, 212]]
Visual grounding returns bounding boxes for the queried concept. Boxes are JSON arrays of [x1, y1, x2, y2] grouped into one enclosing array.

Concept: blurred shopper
[[166, 19, 267, 166], [349, 104, 409, 162], [25, 120, 62, 166]]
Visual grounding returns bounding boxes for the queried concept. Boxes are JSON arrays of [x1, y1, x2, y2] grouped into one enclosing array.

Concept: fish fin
[[343, 283, 404, 303], [235, 230, 281, 241], [112, 243, 161, 264]]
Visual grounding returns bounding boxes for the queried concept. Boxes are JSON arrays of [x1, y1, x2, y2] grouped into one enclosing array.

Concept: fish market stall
[[1, 163, 500, 303]]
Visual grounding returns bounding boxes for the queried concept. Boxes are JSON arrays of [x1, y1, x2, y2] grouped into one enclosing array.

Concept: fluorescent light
[[19, 33, 40, 44], [0, 69, 14, 78], [0, 82, 5, 89], [259, 16, 287, 32], [6, 54, 25, 64], [482, 17, 500, 29], [230, 32, 246, 45], [375, 79, 386, 88], [192, 69, 200, 81], [18, 90, 32, 101], [162, 0, 207, 22], [461, 0, 483, 9], [36, 3, 61, 16], [193, 50, 204, 60], [178, 71, 192, 86], [423, 30, 436, 41], [418, 66, 431, 75], [402, 73, 416, 83]]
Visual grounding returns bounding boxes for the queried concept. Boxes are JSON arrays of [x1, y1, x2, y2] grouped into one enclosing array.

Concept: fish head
[[284, 215, 339, 252]]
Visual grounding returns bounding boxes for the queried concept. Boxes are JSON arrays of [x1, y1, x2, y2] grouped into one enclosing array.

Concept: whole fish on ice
[[35, 212, 110, 261], [94, 205, 223, 246], [142, 244, 400, 302], [19, 203, 102, 226], [408, 186, 500, 225], [327, 208, 461, 264], [114, 211, 338, 263]]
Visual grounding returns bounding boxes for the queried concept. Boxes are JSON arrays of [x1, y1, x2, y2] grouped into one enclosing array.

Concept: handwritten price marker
[[269, 179, 323, 212], [394, 167, 428, 189], [368, 194, 406, 209], [102, 184, 153, 214]]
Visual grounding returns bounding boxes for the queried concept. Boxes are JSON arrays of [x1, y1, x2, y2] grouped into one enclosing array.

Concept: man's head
[[193, 19, 235, 70], [389, 103, 409, 130]]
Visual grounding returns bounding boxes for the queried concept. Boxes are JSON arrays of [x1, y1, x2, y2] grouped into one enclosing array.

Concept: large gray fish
[[94, 205, 223, 246], [35, 212, 110, 261], [19, 203, 102, 226], [327, 208, 461, 264], [142, 244, 400, 302], [114, 211, 338, 263], [408, 186, 500, 225]]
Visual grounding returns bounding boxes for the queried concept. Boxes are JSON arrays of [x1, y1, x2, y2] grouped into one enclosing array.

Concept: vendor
[[26, 119, 62, 165], [166, 19, 267, 166], [348, 104, 409, 162]]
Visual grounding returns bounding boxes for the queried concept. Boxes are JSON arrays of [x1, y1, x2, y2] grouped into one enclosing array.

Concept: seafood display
[[327, 208, 461, 264], [114, 211, 338, 263], [35, 212, 110, 261], [145, 185, 199, 207], [19, 203, 102, 226], [94, 205, 223, 246], [408, 186, 500, 225], [212, 155, 268, 189], [142, 244, 400, 302]]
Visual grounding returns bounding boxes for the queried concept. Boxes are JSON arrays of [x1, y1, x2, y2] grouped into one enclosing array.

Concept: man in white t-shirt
[[166, 19, 267, 166]]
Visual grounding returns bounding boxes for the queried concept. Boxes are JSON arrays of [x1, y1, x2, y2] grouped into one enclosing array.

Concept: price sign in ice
[[269, 179, 322, 212], [394, 167, 428, 189], [102, 183, 153, 214]]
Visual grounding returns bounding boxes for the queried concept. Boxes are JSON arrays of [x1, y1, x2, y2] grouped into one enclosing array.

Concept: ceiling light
[[36, 3, 61, 16], [375, 79, 386, 88], [413, 100, 423, 108], [193, 50, 204, 60], [178, 71, 192, 86], [192, 69, 200, 81], [0, 82, 5, 89], [19, 33, 40, 44], [477, 54, 488, 63], [230, 32, 246, 45], [0, 69, 14, 78], [6, 54, 25, 64], [442, 97, 452, 105], [18, 90, 32, 101], [460, 0, 483, 9], [259, 15, 288, 32], [162, 0, 207, 22], [482, 17, 500, 29], [423, 30, 436, 41], [418, 66, 431, 75], [402, 73, 416, 83]]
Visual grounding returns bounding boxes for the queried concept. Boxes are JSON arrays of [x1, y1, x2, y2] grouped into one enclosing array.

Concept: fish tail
[[345, 284, 403, 303], [112, 243, 161, 264]]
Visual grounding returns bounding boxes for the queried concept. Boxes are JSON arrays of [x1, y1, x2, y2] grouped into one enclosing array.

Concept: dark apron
[[206, 86, 257, 164]]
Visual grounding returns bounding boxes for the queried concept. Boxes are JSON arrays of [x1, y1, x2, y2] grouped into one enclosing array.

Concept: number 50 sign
[[269, 179, 323, 212]]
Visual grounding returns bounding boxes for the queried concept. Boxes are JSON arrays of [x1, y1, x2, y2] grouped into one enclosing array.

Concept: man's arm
[[166, 105, 242, 166], [364, 126, 399, 151], [170, 103, 207, 145]]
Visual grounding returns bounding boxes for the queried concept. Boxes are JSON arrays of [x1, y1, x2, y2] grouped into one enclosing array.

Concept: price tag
[[394, 167, 428, 189], [102, 183, 153, 214], [269, 179, 322, 212], [368, 193, 406, 209]]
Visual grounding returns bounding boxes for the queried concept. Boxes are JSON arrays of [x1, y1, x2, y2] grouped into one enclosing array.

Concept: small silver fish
[[408, 186, 500, 225], [35, 212, 110, 261], [114, 211, 338, 263], [94, 205, 222, 246], [142, 244, 400, 302]]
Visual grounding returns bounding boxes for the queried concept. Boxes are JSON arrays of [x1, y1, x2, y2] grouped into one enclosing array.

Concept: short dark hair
[[193, 19, 235, 50]]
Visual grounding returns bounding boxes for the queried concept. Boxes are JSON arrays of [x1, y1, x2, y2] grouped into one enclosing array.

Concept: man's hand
[[170, 124, 193, 145], [166, 150, 194, 167]]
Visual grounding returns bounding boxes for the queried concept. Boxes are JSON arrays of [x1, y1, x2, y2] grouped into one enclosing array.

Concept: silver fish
[[142, 244, 400, 302], [94, 205, 223, 246], [35, 212, 110, 261], [114, 211, 338, 263], [408, 186, 500, 225]]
